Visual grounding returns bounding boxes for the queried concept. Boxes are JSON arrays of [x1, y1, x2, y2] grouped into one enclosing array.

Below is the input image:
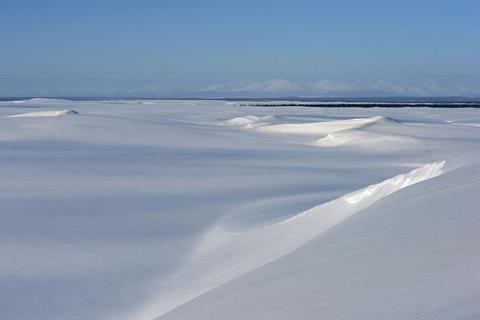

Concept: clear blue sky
[[1, 0, 479, 97]]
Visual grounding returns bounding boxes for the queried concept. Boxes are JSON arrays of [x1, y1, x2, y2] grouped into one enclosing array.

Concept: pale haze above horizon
[[1, 0, 479, 97]]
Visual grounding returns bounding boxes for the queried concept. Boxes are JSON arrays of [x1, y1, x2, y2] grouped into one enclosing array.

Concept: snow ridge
[[134, 161, 446, 320], [7, 109, 78, 118], [255, 116, 399, 136]]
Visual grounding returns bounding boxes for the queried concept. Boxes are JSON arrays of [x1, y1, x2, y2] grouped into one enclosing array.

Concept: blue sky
[[1, 0, 479, 97]]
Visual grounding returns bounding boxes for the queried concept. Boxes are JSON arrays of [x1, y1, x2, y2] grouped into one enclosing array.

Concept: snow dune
[[134, 161, 445, 320], [222, 115, 259, 126], [255, 115, 400, 135], [162, 162, 480, 320], [313, 130, 415, 147], [222, 114, 412, 149], [6, 109, 78, 118]]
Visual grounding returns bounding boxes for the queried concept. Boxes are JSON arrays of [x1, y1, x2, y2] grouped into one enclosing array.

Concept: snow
[[222, 115, 259, 126], [6, 109, 78, 117], [0, 99, 479, 320], [255, 115, 399, 135], [133, 161, 446, 320]]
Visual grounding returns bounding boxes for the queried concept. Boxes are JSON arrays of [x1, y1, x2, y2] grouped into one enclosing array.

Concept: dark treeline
[[236, 103, 480, 108]]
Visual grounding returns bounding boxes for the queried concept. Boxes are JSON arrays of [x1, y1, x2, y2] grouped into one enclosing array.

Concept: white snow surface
[[0, 99, 479, 320], [6, 109, 78, 117]]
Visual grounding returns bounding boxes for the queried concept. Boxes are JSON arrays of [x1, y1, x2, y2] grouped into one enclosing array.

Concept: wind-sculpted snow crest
[[344, 161, 445, 204], [134, 161, 446, 320], [223, 115, 412, 149], [313, 130, 415, 148], [222, 115, 259, 126], [255, 116, 400, 135], [7, 109, 79, 118]]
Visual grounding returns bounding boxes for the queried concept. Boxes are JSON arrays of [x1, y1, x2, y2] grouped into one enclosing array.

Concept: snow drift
[[222, 115, 259, 126], [255, 116, 400, 136], [313, 130, 415, 148], [7, 109, 78, 118], [134, 161, 446, 320]]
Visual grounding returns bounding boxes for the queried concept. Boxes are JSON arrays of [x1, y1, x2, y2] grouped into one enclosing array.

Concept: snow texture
[[0, 99, 479, 320]]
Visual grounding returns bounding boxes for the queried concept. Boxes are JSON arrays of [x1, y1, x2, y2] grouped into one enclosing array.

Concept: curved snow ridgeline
[[134, 160, 446, 320], [222, 115, 412, 148], [255, 116, 400, 135], [313, 130, 415, 147], [7, 109, 78, 118], [222, 115, 259, 126]]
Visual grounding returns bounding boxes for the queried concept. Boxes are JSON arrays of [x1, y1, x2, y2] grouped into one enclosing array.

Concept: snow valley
[[1, 99, 479, 320]]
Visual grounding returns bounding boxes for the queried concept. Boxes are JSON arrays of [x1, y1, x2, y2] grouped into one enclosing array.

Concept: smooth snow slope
[[133, 161, 446, 320], [161, 163, 480, 320], [0, 99, 479, 320]]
